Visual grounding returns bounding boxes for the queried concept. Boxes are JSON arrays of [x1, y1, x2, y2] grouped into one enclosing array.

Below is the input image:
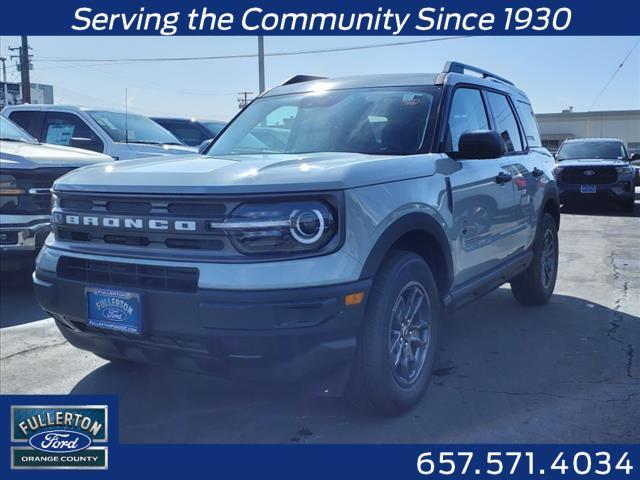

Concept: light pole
[[0, 57, 6, 82]]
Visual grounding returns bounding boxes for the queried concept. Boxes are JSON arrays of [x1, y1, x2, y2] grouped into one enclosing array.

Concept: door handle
[[532, 167, 544, 178], [495, 172, 513, 184]]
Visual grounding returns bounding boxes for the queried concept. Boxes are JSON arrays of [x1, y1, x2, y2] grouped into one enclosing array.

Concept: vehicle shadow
[[561, 193, 639, 218], [0, 269, 50, 328], [70, 288, 640, 443]]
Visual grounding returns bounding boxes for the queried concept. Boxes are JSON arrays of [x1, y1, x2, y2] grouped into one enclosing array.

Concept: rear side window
[[445, 88, 490, 152], [8, 111, 46, 141], [515, 101, 541, 147], [43, 112, 104, 153], [485, 92, 524, 152]]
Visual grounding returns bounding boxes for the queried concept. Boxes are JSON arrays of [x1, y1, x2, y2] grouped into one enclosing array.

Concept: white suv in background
[[2, 105, 197, 160]]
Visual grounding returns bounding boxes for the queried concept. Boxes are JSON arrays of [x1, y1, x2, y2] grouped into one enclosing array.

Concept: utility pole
[[237, 91, 254, 110], [9, 36, 32, 103], [257, 36, 265, 94], [0, 57, 6, 83]]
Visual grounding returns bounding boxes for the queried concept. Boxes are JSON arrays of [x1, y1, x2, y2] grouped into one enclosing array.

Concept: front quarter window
[[209, 87, 438, 156]]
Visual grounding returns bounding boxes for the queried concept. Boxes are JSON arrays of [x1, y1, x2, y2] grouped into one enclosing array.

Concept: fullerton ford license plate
[[86, 287, 142, 334], [580, 185, 597, 193]]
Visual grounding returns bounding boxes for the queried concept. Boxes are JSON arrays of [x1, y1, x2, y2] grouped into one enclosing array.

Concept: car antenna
[[124, 87, 129, 144]]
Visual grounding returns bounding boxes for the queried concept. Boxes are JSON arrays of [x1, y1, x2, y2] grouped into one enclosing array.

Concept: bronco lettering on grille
[[55, 214, 198, 232]]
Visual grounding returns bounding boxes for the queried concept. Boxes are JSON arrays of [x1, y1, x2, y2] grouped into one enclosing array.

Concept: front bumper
[[0, 217, 50, 270], [558, 181, 635, 203], [33, 267, 371, 384]]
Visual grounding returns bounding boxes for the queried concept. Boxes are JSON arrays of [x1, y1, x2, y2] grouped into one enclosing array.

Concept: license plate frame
[[86, 287, 143, 335]]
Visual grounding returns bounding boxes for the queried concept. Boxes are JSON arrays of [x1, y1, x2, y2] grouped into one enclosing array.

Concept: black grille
[[1, 168, 74, 215], [54, 193, 234, 252], [57, 256, 199, 292], [560, 166, 617, 185]]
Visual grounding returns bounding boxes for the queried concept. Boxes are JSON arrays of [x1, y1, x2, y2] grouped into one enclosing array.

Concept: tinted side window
[[446, 88, 489, 152], [515, 100, 541, 147], [43, 112, 104, 153], [485, 92, 523, 152], [8, 111, 46, 141], [160, 122, 209, 146]]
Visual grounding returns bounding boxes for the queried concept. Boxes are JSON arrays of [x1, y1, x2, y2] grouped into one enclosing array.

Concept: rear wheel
[[511, 213, 558, 305], [347, 250, 441, 415]]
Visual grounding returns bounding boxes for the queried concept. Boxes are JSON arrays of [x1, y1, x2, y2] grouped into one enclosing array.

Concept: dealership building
[[536, 109, 640, 153]]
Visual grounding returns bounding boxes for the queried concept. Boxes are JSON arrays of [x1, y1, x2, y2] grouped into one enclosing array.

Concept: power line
[[588, 38, 640, 112], [29, 36, 471, 65]]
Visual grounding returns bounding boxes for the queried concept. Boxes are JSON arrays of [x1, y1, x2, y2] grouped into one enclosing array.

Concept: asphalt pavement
[[1, 194, 639, 443]]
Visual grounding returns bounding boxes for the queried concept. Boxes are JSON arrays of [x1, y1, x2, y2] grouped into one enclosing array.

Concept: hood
[[0, 140, 112, 170], [556, 158, 629, 167], [120, 142, 197, 158], [53, 152, 441, 194]]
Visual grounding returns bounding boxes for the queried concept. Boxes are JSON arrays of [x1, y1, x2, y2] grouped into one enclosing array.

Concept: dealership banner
[[0, 0, 638, 35], [0, 395, 638, 479]]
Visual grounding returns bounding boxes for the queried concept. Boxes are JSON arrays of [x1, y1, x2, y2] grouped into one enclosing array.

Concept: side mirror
[[452, 130, 506, 160], [198, 138, 214, 154], [630, 153, 640, 161]]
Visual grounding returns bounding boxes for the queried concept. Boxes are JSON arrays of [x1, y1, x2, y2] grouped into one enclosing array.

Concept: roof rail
[[442, 61, 514, 86], [281, 75, 328, 86]]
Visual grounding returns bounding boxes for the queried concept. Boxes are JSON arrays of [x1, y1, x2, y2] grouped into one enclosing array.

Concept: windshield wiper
[[0, 137, 28, 143], [126, 140, 164, 145]]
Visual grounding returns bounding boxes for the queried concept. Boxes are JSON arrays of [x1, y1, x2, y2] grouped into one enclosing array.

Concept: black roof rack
[[281, 75, 328, 86], [442, 61, 514, 86]]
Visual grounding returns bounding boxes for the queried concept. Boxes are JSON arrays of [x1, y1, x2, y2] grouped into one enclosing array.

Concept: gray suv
[[34, 62, 560, 415]]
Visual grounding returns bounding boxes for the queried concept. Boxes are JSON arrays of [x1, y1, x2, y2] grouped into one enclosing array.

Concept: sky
[[0, 36, 638, 121]]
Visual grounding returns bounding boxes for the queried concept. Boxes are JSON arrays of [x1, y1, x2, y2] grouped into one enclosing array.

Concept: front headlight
[[0, 174, 23, 195], [210, 201, 338, 254], [616, 165, 634, 175], [50, 193, 60, 210]]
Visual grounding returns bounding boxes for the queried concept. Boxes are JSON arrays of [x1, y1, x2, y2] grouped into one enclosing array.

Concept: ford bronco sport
[[34, 62, 560, 415]]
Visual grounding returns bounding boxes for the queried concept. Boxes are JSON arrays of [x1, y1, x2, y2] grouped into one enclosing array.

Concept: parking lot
[[1, 194, 639, 444]]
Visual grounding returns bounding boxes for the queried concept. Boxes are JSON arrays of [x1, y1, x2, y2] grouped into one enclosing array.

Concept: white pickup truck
[[0, 115, 111, 271]]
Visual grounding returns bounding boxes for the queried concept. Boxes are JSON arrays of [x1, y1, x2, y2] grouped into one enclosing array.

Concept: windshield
[[557, 141, 627, 161], [0, 115, 36, 143], [87, 111, 183, 145], [209, 87, 438, 156]]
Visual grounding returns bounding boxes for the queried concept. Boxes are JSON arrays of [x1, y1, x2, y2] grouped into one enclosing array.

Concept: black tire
[[347, 250, 441, 415], [621, 198, 635, 213], [510, 213, 558, 306]]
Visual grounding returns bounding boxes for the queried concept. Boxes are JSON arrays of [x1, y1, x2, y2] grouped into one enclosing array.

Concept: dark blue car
[[555, 138, 637, 212]]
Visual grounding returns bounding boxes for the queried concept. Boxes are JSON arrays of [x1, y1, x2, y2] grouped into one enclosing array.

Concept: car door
[[42, 111, 105, 153], [443, 87, 520, 285], [485, 93, 543, 250]]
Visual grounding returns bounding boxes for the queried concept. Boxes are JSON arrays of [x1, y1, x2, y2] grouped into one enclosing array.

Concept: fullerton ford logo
[[583, 170, 596, 176], [11, 405, 109, 470], [28, 430, 92, 453], [52, 213, 198, 231], [103, 307, 127, 321]]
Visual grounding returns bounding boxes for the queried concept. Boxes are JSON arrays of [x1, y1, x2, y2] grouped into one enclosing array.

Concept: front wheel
[[347, 250, 441, 415], [511, 213, 558, 305], [621, 197, 635, 213]]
